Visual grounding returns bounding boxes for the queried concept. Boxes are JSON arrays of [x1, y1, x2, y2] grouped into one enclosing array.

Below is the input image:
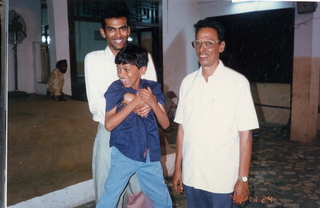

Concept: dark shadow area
[[211, 8, 295, 84]]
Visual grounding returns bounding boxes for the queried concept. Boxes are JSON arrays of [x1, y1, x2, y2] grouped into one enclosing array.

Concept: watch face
[[239, 176, 248, 182]]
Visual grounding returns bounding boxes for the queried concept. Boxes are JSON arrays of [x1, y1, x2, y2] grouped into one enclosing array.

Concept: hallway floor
[[76, 122, 320, 208], [8, 94, 96, 206], [8, 94, 320, 208]]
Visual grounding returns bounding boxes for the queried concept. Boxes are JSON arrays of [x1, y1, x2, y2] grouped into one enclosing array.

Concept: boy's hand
[[133, 87, 156, 117], [132, 87, 156, 117], [138, 87, 157, 107], [132, 91, 145, 106], [134, 104, 151, 117]]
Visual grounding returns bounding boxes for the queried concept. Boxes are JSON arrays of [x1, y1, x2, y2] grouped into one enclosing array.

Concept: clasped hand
[[123, 87, 156, 117]]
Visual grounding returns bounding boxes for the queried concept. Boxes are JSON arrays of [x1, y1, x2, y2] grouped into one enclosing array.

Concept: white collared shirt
[[175, 61, 259, 193], [84, 46, 157, 125]]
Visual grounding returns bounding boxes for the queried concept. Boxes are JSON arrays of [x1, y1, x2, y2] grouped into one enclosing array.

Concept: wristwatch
[[238, 176, 248, 182]]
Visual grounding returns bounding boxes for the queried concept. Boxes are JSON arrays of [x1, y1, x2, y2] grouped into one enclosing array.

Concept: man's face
[[100, 17, 131, 56], [58, 63, 68, 74], [195, 27, 225, 69], [117, 64, 146, 90]]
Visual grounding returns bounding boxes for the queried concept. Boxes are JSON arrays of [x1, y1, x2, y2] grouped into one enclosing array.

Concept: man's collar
[[214, 60, 224, 74], [198, 60, 224, 78], [105, 46, 114, 58]]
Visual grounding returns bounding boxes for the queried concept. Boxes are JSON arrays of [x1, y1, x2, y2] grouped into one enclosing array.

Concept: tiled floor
[[76, 122, 320, 208]]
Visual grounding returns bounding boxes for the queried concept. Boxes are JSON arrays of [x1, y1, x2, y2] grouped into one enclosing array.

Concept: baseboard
[[8, 180, 95, 208]]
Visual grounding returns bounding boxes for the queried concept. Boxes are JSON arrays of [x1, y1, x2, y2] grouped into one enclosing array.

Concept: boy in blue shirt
[[97, 45, 173, 208]]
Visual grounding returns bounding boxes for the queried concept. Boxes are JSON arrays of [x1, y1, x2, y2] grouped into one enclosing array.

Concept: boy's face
[[117, 64, 146, 90]]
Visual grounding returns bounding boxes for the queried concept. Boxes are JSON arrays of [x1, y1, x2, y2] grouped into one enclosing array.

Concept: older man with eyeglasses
[[172, 18, 259, 208]]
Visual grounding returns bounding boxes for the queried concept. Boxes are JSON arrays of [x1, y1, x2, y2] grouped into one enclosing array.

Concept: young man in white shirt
[[84, 2, 157, 207]]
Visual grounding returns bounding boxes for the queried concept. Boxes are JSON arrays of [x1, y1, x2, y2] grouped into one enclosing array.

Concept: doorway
[[67, 0, 163, 101]]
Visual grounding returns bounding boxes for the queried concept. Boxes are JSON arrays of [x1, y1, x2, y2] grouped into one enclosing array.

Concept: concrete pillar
[[291, 4, 320, 142]]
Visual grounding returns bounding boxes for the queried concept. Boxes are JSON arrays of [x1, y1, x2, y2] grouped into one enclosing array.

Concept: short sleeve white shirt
[[174, 61, 259, 193], [84, 46, 157, 125]]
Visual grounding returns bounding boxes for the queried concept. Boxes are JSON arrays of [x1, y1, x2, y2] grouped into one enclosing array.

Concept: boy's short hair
[[115, 45, 149, 69]]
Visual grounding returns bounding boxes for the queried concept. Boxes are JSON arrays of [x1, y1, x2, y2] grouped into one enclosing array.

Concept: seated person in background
[[96, 45, 172, 208], [46, 59, 68, 101]]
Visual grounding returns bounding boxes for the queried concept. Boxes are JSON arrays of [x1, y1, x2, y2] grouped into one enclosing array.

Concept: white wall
[[47, 0, 71, 95], [294, 3, 314, 57], [8, 0, 71, 95], [162, 0, 200, 95], [8, 0, 41, 93]]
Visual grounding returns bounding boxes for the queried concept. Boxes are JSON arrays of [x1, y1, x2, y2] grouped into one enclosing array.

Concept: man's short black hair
[[56, 59, 67, 68], [194, 18, 225, 42], [115, 45, 148, 69], [101, 1, 130, 29]]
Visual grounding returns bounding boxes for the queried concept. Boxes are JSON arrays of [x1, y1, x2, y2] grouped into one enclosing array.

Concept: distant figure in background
[[47, 59, 68, 101]]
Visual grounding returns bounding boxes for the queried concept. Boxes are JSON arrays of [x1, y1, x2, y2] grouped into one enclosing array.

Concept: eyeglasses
[[191, 40, 220, 49]]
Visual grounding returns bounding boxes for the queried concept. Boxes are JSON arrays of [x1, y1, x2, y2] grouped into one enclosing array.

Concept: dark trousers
[[184, 184, 239, 208]]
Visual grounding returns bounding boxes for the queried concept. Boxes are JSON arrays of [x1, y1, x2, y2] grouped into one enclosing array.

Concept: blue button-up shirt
[[105, 79, 165, 162]]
